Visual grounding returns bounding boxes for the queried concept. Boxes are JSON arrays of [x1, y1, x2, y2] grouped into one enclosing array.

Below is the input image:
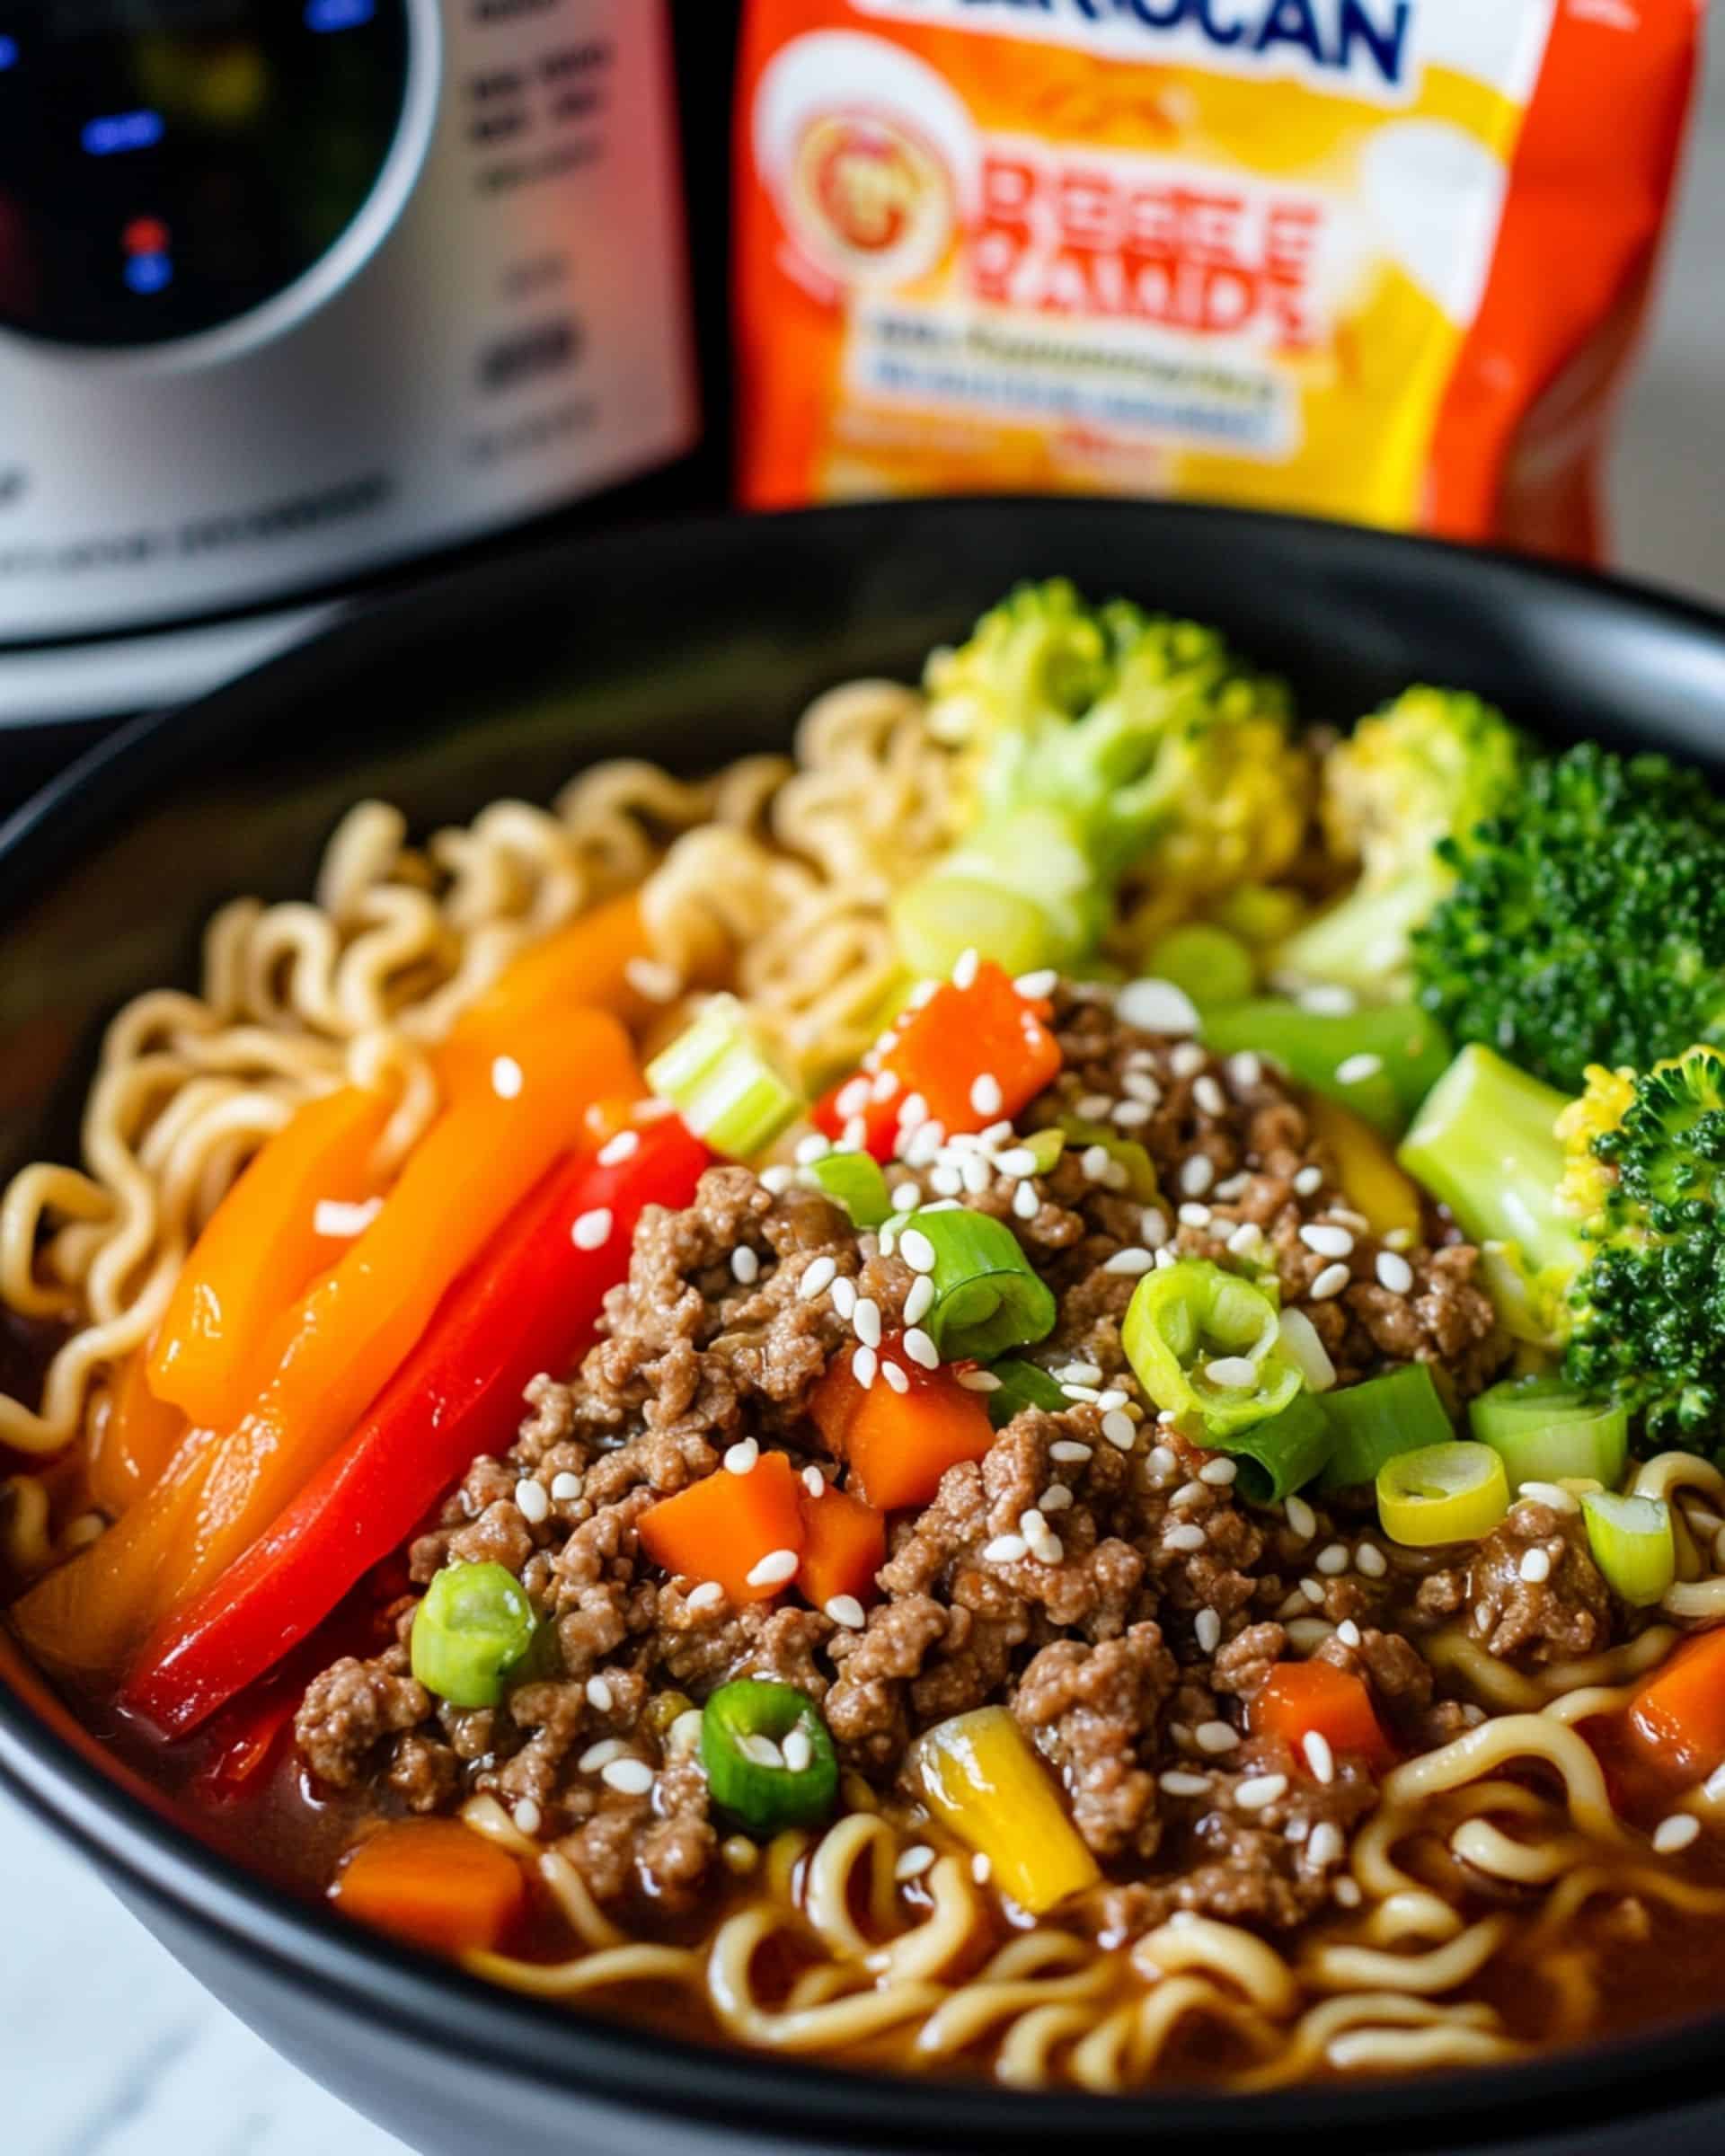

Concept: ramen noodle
[[734, 0, 1701, 556]]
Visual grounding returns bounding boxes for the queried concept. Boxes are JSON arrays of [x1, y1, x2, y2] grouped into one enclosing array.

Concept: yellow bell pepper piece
[[1306, 1094, 1422, 1242], [914, 1705, 1099, 1915]]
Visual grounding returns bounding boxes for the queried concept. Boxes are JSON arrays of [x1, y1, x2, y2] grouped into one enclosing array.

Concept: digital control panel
[[0, 0, 411, 347]]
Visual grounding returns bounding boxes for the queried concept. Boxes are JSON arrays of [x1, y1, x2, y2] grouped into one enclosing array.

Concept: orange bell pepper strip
[[810, 1340, 996, 1512], [437, 893, 659, 1097], [147, 1085, 395, 1433], [797, 1480, 886, 1613], [1627, 1627, 1725, 1783], [14, 1008, 639, 1678], [332, 1819, 527, 1957], [638, 1451, 806, 1604], [88, 1337, 188, 1515], [1251, 1659, 1395, 1772]]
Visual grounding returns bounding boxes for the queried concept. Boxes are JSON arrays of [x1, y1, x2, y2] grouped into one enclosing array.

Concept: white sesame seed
[[825, 1595, 866, 1629], [782, 1728, 814, 1774], [1336, 1619, 1363, 1648], [724, 1438, 760, 1476], [1214, 1174, 1251, 1202], [1051, 1440, 1092, 1463], [737, 1733, 784, 1770], [571, 1207, 614, 1251], [579, 1738, 626, 1772], [1172, 1480, 1208, 1509], [1101, 1410, 1137, 1453], [984, 1534, 1029, 1563], [1310, 1262, 1351, 1300], [852, 1344, 878, 1388], [854, 1296, 882, 1348], [1178, 1202, 1213, 1229], [1304, 1732, 1336, 1786], [1205, 1356, 1260, 1390], [1293, 1165, 1324, 1197], [899, 1227, 937, 1275], [1040, 1484, 1074, 1513], [602, 1758, 656, 1797], [515, 1479, 549, 1524], [1519, 1547, 1553, 1584], [1019, 1507, 1048, 1539], [1517, 1480, 1579, 1514], [1014, 968, 1058, 998], [1057, 1360, 1104, 1385], [1227, 1052, 1263, 1091], [799, 1256, 837, 1301], [1285, 1495, 1317, 1539], [1300, 1578, 1325, 1605], [759, 1165, 793, 1195], [1333, 1878, 1362, 1907], [896, 1843, 936, 1881], [1286, 1817, 1309, 1844], [1123, 1070, 1163, 1106], [1094, 1388, 1129, 1412], [902, 1275, 934, 1327], [969, 1073, 1004, 1118], [1654, 1815, 1701, 1855], [1315, 1542, 1349, 1577], [1108, 1100, 1150, 1130], [1076, 1144, 1111, 1185], [1193, 1075, 1226, 1118], [898, 1091, 929, 1130], [597, 1127, 641, 1168], [313, 1197, 383, 1240], [1161, 1770, 1212, 1797], [686, 1581, 724, 1612], [873, 1068, 902, 1102], [1226, 1222, 1266, 1259], [551, 1471, 582, 1503], [1300, 1223, 1356, 1259], [1336, 1052, 1384, 1087], [1077, 1091, 1117, 1122], [904, 1327, 940, 1369], [1142, 1207, 1170, 1247], [1704, 1764, 1725, 1806], [794, 1134, 832, 1165], [952, 949, 980, 990], [1355, 1542, 1387, 1578], [1196, 1721, 1240, 1755], [582, 1675, 616, 1714], [1376, 1250, 1415, 1295], [802, 1465, 827, 1498], [996, 1147, 1039, 1177], [1199, 1458, 1238, 1487], [491, 1055, 524, 1100], [1171, 1042, 1208, 1079], [1119, 978, 1200, 1035], [830, 1276, 857, 1320], [512, 1798, 544, 1836], [890, 1181, 922, 1214], [836, 1077, 871, 1119], [880, 1360, 909, 1395], [1164, 1523, 1208, 1552], [1308, 1821, 1346, 1868], [730, 1247, 761, 1288], [1013, 1180, 1040, 1220], [1235, 1773, 1288, 1811], [1297, 984, 1357, 1016], [1101, 1248, 1154, 1279], [746, 1548, 800, 1589], [1180, 1155, 1216, 1197], [972, 1851, 994, 1884], [957, 1368, 1002, 1392], [1196, 1609, 1222, 1654]]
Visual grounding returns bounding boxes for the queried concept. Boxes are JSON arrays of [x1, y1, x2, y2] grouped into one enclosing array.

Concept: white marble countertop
[[5, 31, 1725, 2156]]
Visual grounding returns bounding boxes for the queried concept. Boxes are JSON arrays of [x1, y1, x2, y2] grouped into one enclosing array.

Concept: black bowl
[[5, 500, 1725, 2156]]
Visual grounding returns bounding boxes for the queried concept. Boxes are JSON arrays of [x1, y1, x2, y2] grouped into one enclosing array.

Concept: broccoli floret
[[1276, 686, 1526, 996], [1400, 1041, 1725, 1444], [1412, 743, 1725, 1096], [894, 580, 1307, 977]]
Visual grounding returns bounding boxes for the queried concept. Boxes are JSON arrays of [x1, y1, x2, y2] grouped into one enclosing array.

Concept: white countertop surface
[[5, 29, 1725, 2155]]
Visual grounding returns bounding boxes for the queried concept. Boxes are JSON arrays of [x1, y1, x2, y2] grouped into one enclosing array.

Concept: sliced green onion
[[1199, 1000, 1451, 1137], [1580, 1489, 1676, 1607], [1145, 923, 1256, 1009], [1214, 1392, 1333, 1506], [1377, 1440, 1508, 1547], [1317, 1363, 1453, 1492], [803, 1151, 892, 1229], [985, 1357, 1070, 1429], [1122, 1258, 1301, 1440], [1056, 1115, 1158, 1202], [1470, 1376, 1629, 1493], [701, 1680, 838, 1836], [645, 994, 803, 1161], [889, 873, 1065, 981], [1021, 1127, 1066, 1175], [887, 1208, 1057, 1363], [411, 1561, 537, 1709]]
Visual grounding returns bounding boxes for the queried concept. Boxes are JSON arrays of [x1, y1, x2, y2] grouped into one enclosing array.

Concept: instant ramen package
[[733, 0, 1702, 557]]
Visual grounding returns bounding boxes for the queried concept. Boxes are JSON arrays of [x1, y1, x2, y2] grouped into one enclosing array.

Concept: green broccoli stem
[[891, 805, 1109, 978], [1396, 1045, 1583, 1279], [1278, 868, 1450, 997]]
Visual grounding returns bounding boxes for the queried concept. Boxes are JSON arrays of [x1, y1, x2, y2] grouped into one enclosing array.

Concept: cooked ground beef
[[293, 982, 1535, 1940]]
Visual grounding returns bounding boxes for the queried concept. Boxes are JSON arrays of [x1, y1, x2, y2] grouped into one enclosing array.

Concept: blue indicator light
[[83, 110, 165, 157], [305, 0, 376, 28], [0, 36, 19, 70], [124, 252, 173, 296]]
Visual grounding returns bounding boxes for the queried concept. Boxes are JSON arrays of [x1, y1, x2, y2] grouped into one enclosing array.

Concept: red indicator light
[[123, 216, 169, 256]]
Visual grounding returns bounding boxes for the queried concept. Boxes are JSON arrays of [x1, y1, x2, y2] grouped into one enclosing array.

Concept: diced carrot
[[437, 893, 659, 1095], [884, 961, 1059, 1137], [798, 1480, 886, 1612], [1252, 1659, 1394, 1771], [1627, 1626, 1725, 1783], [638, 1450, 806, 1604], [332, 1819, 526, 1957], [818, 1340, 995, 1513], [89, 1338, 189, 1515]]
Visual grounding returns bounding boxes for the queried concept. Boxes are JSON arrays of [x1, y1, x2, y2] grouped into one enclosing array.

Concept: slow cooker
[[0, 0, 702, 729]]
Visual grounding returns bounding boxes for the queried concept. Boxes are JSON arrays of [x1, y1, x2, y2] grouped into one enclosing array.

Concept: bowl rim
[[5, 495, 1725, 2148]]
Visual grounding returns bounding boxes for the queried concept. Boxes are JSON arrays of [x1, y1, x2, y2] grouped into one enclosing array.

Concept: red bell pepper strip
[[122, 1113, 709, 1738]]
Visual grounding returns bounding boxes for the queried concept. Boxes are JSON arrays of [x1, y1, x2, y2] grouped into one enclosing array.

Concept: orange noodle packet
[[732, 0, 1702, 560]]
